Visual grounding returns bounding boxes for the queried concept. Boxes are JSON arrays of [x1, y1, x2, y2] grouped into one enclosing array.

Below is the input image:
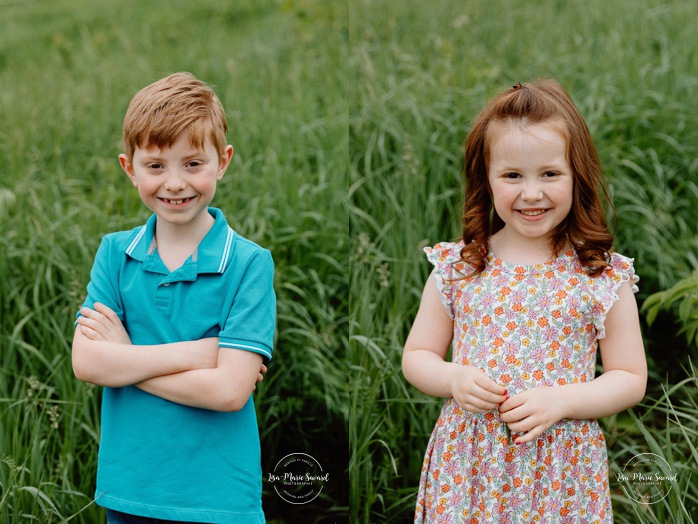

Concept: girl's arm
[[135, 349, 264, 412], [72, 303, 219, 387], [500, 282, 647, 443], [558, 281, 647, 417], [402, 272, 507, 412]]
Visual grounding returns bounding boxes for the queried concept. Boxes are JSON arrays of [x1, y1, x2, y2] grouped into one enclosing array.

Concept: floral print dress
[[414, 241, 638, 524]]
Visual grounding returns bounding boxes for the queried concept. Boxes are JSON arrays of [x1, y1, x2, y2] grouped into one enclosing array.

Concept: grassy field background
[[0, 1, 348, 522], [3, 0, 698, 523], [350, 0, 698, 522]]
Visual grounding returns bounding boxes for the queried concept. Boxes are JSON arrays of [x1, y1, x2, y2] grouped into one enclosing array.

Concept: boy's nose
[[163, 170, 187, 191]]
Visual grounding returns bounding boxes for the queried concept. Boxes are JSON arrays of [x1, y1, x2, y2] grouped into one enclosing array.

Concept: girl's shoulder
[[598, 252, 639, 293], [424, 240, 465, 266], [580, 252, 639, 339], [424, 240, 477, 277], [423, 241, 469, 320]]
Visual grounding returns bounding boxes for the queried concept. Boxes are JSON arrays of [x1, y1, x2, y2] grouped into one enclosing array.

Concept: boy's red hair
[[461, 79, 614, 277], [122, 72, 228, 160]]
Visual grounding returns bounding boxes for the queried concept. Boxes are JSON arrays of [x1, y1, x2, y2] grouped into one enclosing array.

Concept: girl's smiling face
[[487, 121, 573, 251]]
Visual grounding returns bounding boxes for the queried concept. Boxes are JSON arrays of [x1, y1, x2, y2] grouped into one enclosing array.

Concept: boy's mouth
[[159, 197, 194, 206]]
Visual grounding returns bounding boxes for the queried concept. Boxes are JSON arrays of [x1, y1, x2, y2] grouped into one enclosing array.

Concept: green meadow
[[350, 0, 698, 522], [2, 0, 698, 523]]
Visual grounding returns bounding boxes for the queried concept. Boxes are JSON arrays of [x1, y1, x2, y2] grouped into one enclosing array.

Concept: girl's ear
[[217, 145, 234, 179], [119, 154, 137, 186]]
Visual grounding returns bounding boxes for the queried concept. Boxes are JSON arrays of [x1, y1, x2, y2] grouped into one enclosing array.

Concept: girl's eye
[[543, 171, 558, 178], [504, 172, 520, 179]]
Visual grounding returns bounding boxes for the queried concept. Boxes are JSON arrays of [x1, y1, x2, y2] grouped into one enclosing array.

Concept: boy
[[72, 72, 275, 523]]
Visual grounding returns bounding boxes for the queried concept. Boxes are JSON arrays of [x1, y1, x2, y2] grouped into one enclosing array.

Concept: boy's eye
[[187, 161, 202, 168], [148, 163, 163, 170]]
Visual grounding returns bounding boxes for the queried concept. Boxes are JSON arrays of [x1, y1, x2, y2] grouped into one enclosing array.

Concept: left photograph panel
[[0, 2, 349, 523]]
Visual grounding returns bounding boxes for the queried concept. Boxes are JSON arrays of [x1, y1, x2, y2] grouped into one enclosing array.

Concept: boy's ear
[[119, 154, 138, 186], [217, 145, 234, 179]]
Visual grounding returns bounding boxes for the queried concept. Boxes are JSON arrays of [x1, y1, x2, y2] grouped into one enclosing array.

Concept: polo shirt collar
[[197, 208, 235, 274], [124, 207, 235, 277]]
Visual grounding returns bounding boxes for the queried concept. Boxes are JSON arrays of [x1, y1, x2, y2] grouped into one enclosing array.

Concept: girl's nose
[[520, 180, 543, 202]]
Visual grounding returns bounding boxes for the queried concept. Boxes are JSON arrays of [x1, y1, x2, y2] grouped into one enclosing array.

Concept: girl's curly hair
[[460, 79, 615, 277]]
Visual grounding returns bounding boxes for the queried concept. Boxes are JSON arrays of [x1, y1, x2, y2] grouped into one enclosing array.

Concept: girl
[[402, 80, 647, 523]]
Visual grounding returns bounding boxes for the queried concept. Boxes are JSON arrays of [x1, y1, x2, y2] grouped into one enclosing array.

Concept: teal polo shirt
[[77, 207, 275, 523]]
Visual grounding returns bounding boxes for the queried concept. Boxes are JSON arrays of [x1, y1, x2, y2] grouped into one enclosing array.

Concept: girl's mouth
[[517, 209, 547, 216]]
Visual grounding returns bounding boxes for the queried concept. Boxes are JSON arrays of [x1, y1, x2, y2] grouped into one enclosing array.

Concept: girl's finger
[[463, 403, 488, 414], [514, 426, 544, 445], [474, 372, 506, 395], [504, 416, 531, 432], [475, 385, 508, 405], [499, 401, 529, 423], [498, 392, 526, 413], [469, 397, 500, 412]]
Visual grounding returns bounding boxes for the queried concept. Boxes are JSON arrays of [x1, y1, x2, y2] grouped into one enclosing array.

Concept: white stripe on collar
[[126, 227, 147, 256], [217, 227, 235, 273]]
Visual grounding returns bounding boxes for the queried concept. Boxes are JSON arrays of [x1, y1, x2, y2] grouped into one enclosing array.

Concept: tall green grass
[[1, 1, 348, 522], [349, 0, 698, 522]]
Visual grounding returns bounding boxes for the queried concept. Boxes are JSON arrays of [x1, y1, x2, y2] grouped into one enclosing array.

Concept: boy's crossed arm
[[73, 302, 266, 412], [72, 303, 220, 387], [136, 349, 264, 412]]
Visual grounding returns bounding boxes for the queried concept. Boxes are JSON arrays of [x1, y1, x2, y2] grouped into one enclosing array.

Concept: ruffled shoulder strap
[[591, 252, 639, 339], [423, 241, 467, 320]]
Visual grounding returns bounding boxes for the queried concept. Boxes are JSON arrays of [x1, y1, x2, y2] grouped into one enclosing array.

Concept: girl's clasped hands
[[451, 365, 564, 445]]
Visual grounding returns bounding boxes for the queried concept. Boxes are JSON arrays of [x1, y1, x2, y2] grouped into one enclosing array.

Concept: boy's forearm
[[135, 348, 263, 412], [71, 330, 219, 387], [136, 370, 250, 412], [557, 370, 646, 420]]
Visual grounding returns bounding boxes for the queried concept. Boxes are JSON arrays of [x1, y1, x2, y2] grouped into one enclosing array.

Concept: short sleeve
[[75, 235, 124, 326], [592, 253, 639, 339], [218, 249, 276, 362], [423, 241, 465, 320]]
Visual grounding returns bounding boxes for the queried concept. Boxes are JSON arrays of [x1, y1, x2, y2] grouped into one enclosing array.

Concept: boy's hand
[[77, 303, 131, 344], [254, 364, 268, 389], [449, 365, 507, 414], [498, 386, 565, 444]]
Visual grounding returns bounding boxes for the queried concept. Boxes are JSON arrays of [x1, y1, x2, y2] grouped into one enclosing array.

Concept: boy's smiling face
[[120, 132, 233, 234]]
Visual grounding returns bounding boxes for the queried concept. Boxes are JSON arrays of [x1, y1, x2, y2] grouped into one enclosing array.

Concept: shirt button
[[163, 283, 170, 287]]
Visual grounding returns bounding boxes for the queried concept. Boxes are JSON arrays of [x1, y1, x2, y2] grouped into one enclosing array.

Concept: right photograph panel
[[349, 1, 698, 522]]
